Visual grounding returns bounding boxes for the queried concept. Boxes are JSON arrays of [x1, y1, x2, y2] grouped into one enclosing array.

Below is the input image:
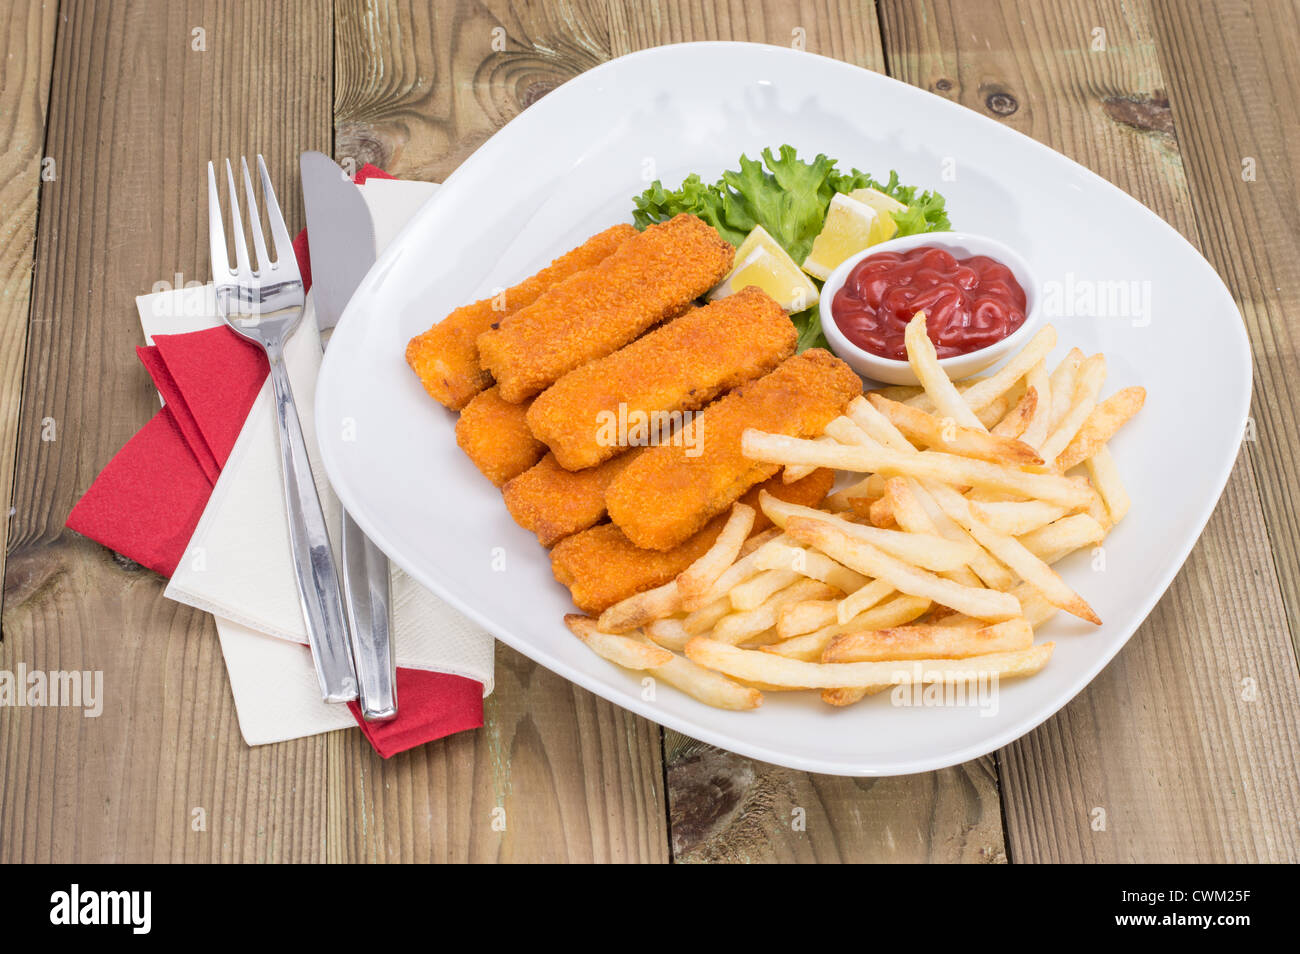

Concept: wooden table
[[2, 0, 1298, 863]]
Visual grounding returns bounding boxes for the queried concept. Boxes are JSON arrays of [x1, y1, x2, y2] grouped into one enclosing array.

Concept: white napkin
[[136, 179, 495, 745]]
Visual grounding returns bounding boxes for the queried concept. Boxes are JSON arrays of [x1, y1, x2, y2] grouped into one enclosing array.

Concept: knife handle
[[342, 510, 397, 721]]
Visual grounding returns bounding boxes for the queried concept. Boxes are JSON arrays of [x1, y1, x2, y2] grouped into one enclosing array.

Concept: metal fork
[[207, 155, 359, 703]]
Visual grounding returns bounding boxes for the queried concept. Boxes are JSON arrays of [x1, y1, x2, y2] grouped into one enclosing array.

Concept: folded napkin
[[69, 172, 494, 756]]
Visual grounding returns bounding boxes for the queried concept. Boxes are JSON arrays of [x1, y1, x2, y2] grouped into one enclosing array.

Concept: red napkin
[[67, 163, 484, 756], [66, 405, 213, 577]]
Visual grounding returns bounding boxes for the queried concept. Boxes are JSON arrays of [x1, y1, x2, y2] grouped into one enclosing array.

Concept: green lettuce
[[632, 146, 951, 350]]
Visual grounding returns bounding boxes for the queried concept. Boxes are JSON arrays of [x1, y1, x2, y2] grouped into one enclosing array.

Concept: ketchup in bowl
[[831, 246, 1028, 360]]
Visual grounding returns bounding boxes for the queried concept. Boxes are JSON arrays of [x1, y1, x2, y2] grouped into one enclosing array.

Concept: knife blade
[[300, 150, 397, 721]]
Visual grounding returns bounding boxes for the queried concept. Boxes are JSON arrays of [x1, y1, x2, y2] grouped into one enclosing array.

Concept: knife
[[300, 150, 398, 722]]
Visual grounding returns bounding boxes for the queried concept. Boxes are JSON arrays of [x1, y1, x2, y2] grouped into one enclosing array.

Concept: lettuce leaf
[[632, 146, 951, 351]]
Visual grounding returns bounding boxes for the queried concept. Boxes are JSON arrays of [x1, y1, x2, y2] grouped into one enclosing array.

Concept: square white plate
[[316, 42, 1250, 775]]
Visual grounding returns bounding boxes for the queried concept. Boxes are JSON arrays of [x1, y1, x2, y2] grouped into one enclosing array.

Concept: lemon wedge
[[801, 193, 882, 280], [710, 225, 819, 312], [849, 186, 907, 244]]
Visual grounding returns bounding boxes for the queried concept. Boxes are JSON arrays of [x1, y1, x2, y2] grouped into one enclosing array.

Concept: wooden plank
[[604, 0, 1010, 864], [880, 0, 1300, 862], [666, 732, 1005, 863], [330, 0, 669, 863], [0, 0, 56, 601], [0, 0, 335, 862], [606, 0, 884, 65], [1151, 0, 1300, 658]]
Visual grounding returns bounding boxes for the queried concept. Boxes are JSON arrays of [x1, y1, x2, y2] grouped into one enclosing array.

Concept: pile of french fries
[[565, 312, 1146, 712]]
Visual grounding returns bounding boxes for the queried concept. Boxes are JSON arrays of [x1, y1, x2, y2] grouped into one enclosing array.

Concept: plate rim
[[317, 40, 1253, 776]]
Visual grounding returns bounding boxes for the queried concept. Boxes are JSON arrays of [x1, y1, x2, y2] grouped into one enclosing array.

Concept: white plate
[[317, 42, 1251, 776]]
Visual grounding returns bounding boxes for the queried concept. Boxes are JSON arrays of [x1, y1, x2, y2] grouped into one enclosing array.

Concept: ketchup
[[832, 246, 1027, 360]]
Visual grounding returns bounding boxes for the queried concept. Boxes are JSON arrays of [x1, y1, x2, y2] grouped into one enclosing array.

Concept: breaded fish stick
[[406, 224, 636, 410], [526, 286, 798, 470], [606, 349, 862, 551], [502, 450, 640, 547], [477, 214, 735, 402], [550, 469, 836, 614], [454, 386, 546, 486]]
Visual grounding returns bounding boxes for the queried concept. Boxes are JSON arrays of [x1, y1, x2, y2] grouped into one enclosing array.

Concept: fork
[[207, 155, 359, 703]]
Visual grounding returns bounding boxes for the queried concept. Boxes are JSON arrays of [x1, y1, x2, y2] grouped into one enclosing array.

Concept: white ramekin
[[819, 230, 1041, 386]]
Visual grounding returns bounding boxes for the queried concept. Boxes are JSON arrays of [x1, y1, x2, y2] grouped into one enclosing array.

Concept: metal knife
[[300, 150, 397, 721]]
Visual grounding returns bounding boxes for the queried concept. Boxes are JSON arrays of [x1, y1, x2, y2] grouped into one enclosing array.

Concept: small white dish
[[820, 231, 1042, 385]]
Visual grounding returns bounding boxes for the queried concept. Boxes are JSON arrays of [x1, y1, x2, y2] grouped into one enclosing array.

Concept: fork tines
[[207, 154, 299, 286]]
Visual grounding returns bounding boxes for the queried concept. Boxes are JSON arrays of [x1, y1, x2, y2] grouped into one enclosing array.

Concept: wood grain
[[0, 0, 334, 863], [666, 732, 1005, 863], [606, 0, 884, 65], [880, 0, 1300, 862], [1151, 0, 1300, 658], [327, 644, 668, 862], [331, 0, 670, 863], [0, 0, 56, 605]]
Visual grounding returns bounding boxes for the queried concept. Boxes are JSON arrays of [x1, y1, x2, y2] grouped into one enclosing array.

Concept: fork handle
[[268, 353, 358, 703]]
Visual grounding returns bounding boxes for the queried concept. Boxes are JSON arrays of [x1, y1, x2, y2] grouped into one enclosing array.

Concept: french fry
[[929, 484, 1100, 624], [729, 567, 803, 611], [1040, 354, 1107, 465], [763, 594, 931, 660], [682, 596, 733, 635], [776, 599, 841, 638], [742, 430, 1095, 509], [1056, 387, 1147, 471], [753, 542, 869, 594], [885, 478, 985, 588], [713, 579, 836, 645], [686, 636, 1055, 689], [835, 577, 897, 624], [821, 687, 874, 706], [566, 615, 673, 668], [786, 517, 1022, 621], [955, 325, 1059, 412], [633, 635, 763, 710], [1047, 347, 1084, 431], [904, 311, 986, 429], [1086, 445, 1132, 524], [969, 499, 1071, 536], [645, 617, 691, 651], [1020, 360, 1052, 449], [597, 579, 682, 633], [677, 502, 756, 605], [975, 391, 1015, 429], [822, 618, 1034, 662], [758, 491, 980, 572], [866, 393, 1043, 466], [682, 530, 786, 610], [782, 436, 840, 483], [867, 495, 895, 528], [1018, 513, 1108, 562], [842, 401, 1017, 586], [847, 395, 917, 451], [990, 385, 1038, 439]]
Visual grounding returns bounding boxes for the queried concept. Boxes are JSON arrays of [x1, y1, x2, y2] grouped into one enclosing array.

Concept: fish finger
[[454, 386, 547, 486], [605, 349, 862, 550], [477, 214, 735, 402], [526, 286, 797, 470], [503, 450, 640, 547], [549, 469, 836, 614], [406, 223, 636, 410]]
